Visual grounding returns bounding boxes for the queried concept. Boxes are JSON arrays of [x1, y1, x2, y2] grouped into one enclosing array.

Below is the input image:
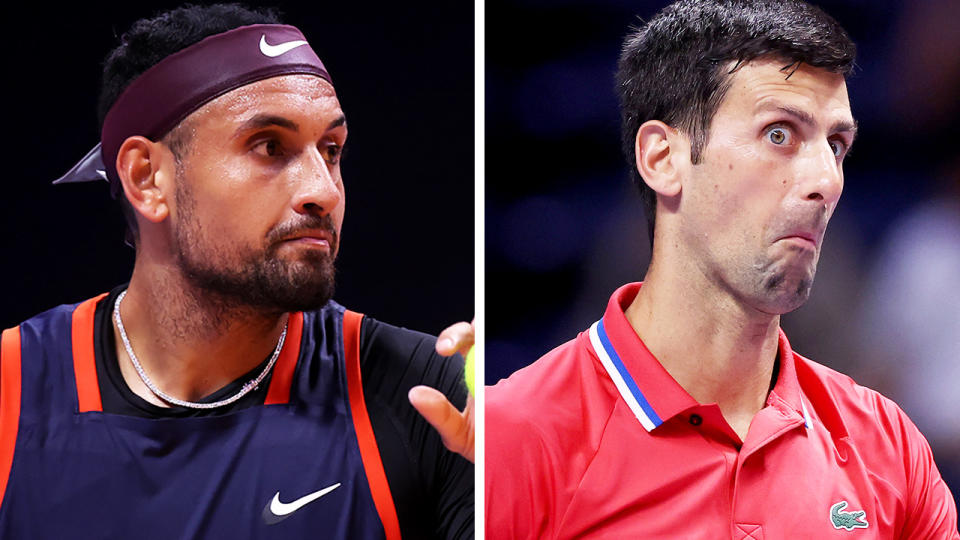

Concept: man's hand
[[408, 321, 475, 463]]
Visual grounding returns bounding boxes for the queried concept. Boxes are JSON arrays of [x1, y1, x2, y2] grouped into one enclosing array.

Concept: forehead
[[186, 74, 343, 132], [715, 58, 852, 127]]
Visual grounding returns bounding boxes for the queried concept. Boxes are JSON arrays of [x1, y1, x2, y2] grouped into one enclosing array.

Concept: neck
[[114, 261, 287, 406], [625, 247, 780, 440]]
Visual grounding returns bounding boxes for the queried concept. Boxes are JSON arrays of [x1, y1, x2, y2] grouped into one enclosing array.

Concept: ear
[[634, 120, 690, 198], [115, 136, 174, 224]]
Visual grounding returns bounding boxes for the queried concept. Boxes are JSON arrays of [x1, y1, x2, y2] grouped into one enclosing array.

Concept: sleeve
[[889, 400, 960, 539], [484, 340, 600, 540], [359, 317, 474, 540]]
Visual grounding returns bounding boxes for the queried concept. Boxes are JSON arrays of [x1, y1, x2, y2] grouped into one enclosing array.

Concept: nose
[[290, 147, 342, 215], [800, 140, 843, 207]]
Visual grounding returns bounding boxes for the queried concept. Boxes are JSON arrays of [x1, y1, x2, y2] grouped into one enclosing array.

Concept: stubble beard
[[749, 247, 819, 314], [172, 181, 338, 314]]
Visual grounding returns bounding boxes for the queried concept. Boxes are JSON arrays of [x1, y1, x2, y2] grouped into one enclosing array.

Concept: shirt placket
[[729, 400, 805, 539]]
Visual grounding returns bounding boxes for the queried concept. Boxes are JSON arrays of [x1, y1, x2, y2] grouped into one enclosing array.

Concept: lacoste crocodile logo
[[830, 500, 868, 531]]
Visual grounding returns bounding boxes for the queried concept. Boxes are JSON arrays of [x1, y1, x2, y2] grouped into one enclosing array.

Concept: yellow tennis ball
[[464, 346, 475, 396]]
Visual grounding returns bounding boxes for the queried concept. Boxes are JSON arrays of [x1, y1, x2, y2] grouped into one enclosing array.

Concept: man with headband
[[0, 4, 474, 539]]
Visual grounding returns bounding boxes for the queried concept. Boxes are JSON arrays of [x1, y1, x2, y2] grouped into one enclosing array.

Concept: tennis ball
[[464, 346, 475, 396]]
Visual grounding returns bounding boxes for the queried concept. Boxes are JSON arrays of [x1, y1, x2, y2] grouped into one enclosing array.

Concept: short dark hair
[[615, 0, 856, 240], [98, 3, 281, 247]]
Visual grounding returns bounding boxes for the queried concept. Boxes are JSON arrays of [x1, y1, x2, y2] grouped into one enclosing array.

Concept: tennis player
[[0, 4, 473, 539], [485, 0, 959, 537]]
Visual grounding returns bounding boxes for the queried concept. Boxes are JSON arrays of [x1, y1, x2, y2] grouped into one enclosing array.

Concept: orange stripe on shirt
[[0, 326, 23, 509], [264, 311, 304, 405], [72, 294, 108, 413], [343, 310, 402, 540]]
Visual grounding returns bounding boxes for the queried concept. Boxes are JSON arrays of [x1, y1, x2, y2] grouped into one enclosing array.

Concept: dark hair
[[98, 3, 281, 247], [615, 0, 855, 241]]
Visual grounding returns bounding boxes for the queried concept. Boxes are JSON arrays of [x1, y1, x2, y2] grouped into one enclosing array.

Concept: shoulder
[[351, 314, 468, 412], [13, 295, 104, 339], [359, 316, 441, 362], [485, 330, 620, 537], [798, 356, 960, 536], [16, 300, 84, 327], [796, 355, 946, 498], [487, 334, 615, 455], [302, 303, 465, 403], [488, 330, 615, 428], [795, 354, 916, 443]]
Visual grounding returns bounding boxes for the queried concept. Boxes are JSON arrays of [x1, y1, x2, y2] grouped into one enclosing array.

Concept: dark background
[[2, 1, 474, 336], [486, 0, 959, 505]]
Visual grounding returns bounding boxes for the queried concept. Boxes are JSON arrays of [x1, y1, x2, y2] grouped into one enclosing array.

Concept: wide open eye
[[828, 139, 846, 158], [766, 126, 790, 145]]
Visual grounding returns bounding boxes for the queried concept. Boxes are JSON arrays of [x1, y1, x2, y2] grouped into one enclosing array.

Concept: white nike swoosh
[[259, 35, 309, 57], [264, 483, 341, 523]]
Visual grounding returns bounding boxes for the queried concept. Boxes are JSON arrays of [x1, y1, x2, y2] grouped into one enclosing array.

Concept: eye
[[321, 143, 344, 164], [253, 139, 284, 157], [829, 139, 846, 158], [766, 126, 791, 145]]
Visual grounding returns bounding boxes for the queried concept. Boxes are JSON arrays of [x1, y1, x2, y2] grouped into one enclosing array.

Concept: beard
[[172, 180, 338, 313], [756, 255, 816, 312]]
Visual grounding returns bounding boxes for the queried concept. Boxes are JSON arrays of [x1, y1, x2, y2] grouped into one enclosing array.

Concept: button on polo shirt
[[486, 283, 959, 539]]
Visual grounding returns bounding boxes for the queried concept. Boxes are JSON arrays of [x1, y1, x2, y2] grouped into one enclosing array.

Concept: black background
[[2, 1, 474, 335]]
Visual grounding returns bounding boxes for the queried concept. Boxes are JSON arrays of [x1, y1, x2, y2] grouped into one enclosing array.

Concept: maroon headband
[[100, 23, 332, 192]]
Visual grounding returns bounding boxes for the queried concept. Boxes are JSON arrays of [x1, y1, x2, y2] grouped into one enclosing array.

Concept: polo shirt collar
[[588, 282, 812, 432], [768, 323, 814, 430]]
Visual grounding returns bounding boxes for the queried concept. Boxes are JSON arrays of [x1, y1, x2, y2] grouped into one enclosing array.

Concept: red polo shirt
[[486, 283, 959, 539]]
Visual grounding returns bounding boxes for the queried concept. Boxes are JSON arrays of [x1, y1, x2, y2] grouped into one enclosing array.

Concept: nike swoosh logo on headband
[[259, 35, 309, 57]]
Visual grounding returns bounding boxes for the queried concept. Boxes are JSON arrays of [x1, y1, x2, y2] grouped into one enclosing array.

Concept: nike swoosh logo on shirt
[[259, 35, 309, 57], [262, 482, 341, 524]]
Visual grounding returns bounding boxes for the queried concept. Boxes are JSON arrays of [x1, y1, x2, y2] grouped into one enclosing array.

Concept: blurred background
[[2, 1, 474, 336], [486, 0, 959, 506]]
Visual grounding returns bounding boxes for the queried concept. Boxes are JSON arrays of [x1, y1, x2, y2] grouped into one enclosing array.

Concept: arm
[[359, 318, 474, 540], [893, 402, 959, 539]]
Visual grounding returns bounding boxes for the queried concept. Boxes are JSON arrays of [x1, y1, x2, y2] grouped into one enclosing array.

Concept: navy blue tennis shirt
[[0, 286, 473, 539]]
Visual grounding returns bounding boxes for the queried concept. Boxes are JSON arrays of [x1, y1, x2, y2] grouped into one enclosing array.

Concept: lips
[[777, 230, 820, 249], [270, 215, 339, 253], [281, 230, 334, 248]]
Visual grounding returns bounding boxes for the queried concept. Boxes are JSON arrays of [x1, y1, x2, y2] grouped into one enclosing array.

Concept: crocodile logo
[[830, 501, 868, 531]]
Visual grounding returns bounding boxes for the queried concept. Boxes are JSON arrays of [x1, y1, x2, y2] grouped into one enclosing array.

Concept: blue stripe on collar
[[589, 319, 663, 431]]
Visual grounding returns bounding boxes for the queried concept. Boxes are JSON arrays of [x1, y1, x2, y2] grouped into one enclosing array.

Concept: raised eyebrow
[[757, 103, 857, 141], [756, 103, 816, 130], [831, 118, 858, 143]]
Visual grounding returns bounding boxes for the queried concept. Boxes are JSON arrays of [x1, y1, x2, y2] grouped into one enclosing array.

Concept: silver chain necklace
[[112, 289, 287, 410]]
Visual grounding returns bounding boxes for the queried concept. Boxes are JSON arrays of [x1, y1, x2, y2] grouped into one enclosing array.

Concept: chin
[[179, 249, 337, 314], [271, 283, 336, 312], [260, 257, 337, 312], [758, 272, 814, 314]]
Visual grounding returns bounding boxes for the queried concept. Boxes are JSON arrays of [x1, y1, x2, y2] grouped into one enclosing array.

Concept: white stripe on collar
[[588, 320, 663, 432], [800, 395, 813, 429]]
